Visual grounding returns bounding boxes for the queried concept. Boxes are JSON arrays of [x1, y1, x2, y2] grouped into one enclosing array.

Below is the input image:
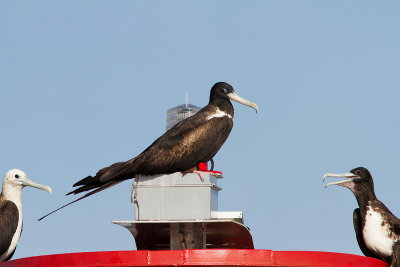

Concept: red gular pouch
[[198, 162, 209, 171], [197, 162, 223, 177]]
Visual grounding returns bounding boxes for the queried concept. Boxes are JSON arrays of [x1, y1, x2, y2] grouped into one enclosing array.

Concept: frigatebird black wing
[[353, 208, 379, 259], [391, 242, 400, 267], [68, 105, 233, 195], [387, 211, 400, 237], [130, 105, 233, 175], [0, 201, 19, 259], [4, 247, 16, 262], [384, 206, 400, 266]]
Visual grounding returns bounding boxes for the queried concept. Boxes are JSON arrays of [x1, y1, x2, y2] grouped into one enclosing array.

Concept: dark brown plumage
[[0, 200, 18, 261], [70, 104, 234, 195], [39, 82, 258, 220]]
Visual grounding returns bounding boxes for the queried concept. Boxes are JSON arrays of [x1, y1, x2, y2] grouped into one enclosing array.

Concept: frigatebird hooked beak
[[323, 172, 361, 188]]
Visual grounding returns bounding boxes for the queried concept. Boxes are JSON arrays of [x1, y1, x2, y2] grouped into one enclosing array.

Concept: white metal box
[[132, 172, 221, 221]]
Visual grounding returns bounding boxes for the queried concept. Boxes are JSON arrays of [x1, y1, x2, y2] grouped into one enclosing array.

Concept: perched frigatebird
[[0, 169, 52, 261], [324, 167, 400, 267], [39, 82, 258, 220]]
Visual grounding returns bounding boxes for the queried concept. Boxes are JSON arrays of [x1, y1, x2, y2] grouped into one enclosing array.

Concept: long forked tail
[[38, 180, 123, 221], [67, 161, 136, 195], [66, 175, 101, 196], [39, 160, 136, 220]]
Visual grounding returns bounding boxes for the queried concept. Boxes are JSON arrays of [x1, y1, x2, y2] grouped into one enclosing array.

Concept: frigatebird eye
[[221, 88, 227, 93], [15, 174, 20, 179], [355, 170, 361, 175]]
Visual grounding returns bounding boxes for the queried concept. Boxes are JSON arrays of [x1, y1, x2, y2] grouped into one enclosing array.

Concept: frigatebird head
[[2, 169, 52, 195], [323, 167, 374, 194], [210, 82, 258, 113]]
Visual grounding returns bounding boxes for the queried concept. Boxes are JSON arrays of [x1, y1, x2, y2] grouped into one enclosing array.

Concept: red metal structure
[[0, 249, 387, 267]]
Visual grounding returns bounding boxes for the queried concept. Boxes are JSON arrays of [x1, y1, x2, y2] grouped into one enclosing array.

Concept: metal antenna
[[186, 91, 188, 108]]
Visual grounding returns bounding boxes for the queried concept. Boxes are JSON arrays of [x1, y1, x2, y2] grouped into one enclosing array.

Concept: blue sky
[[1, 0, 400, 260]]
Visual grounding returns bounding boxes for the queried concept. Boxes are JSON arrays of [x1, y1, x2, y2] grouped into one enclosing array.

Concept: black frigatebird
[[0, 169, 52, 261], [324, 167, 400, 267], [39, 82, 258, 220]]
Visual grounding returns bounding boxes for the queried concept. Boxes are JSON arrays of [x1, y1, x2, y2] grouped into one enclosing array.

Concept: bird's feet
[[193, 170, 205, 182]]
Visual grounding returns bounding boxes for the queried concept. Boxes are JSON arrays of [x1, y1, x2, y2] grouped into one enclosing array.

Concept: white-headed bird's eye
[[15, 174, 20, 179]]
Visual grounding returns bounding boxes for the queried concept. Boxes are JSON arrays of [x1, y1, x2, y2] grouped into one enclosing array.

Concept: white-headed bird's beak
[[21, 177, 52, 194]]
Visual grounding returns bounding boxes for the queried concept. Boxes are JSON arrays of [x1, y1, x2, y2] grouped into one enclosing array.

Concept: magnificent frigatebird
[[39, 82, 258, 220], [0, 169, 52, 261], [324, 167, 400, 267]]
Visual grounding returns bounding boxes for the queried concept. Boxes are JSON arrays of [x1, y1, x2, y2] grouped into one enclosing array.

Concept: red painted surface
[[0, 249, 388, 267]]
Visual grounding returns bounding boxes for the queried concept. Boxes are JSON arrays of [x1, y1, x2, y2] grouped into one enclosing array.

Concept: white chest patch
[[363, 206, 397, 258], [207, 108, 232, 120]]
